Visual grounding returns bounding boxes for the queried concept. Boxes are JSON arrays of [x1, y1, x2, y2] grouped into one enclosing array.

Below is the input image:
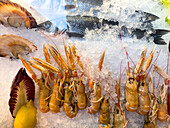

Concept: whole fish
[[66, 14, 169, 45], [38, 13, 169, 45], [35, 0, 169, 44], [65, 0, 103, 6]]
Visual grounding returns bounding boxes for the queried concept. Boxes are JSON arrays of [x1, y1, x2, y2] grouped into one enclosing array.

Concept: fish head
[[37, 21, 58, 33]]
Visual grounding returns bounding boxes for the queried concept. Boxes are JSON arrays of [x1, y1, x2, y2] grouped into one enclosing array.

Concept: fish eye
[[44, 23, 50, 29]]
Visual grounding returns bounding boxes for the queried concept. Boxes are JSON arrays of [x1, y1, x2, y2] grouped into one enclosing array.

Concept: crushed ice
[[0, 0, 170, 128]]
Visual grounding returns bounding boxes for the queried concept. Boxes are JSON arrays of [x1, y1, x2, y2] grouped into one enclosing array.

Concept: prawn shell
[[153, 64, 170, 80], [88, 83, 101, 114], [144, 98, 158, 128], [64, 103, 78, 118], [99, 98, 110, 127], [9, 67, 35, 118], [38, 78, 50, 113], [137, 80, 150, 115], [125, 73, 138, 112], [113, 105, 125, 128], [0, 0, 37, 28], [77, 80, 87, 110], [49, 81, 62, 113], [157, 104, 168, 122], [64, 84, 78, 118], [134, 47, 147, 75], [142, 46, 156, 73]]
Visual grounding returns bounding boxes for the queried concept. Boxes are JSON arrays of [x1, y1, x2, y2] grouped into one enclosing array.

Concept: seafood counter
[[0, 0, 170, 128]]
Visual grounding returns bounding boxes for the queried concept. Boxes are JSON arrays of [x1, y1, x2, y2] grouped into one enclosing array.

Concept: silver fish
[[36, 0, 169, 45]]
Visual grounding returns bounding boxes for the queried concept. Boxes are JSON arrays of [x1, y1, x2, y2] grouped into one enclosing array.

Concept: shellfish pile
[[0, 0, 169, 128], [9, 40, 170, 128]]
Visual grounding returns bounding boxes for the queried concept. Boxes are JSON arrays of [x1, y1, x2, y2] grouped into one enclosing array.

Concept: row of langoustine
[[98, 75, 128, 128], [18, 43, 88, 118], [9, 42, 169, 127], [18, 42, 128, 128], [99, 45, 170, 128], [124, 46, 156, 114], [145, 66, 169, 127], [124, 45, 170, 127]]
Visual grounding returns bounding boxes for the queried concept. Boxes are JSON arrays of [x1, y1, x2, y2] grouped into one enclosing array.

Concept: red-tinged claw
[[89, 79, 94, 89], [9, 67, 35, 118], [135, 74, 145, 82], [165, 79, 170, 85], [168, 41, 170, 52], [168, 90, 170, 115]]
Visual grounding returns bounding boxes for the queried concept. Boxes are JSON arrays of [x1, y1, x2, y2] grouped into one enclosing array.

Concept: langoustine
[[113, 77, 128, 128], [157, 83, 168, 122], [135, 47, 156, 115], [99, 97, 110, 128], [88, 82, 102, 114], [76, 79, 87, 110], [144, 74, 158, 128], [25, 43, 85, 118], [136, 46, 156, 115], [63, 81, 78, 118], [19, 55, 53, 113], [125, 56, 138, 112], [137, 79, 150, 115], [153, 64, 169, 122], [88, 50, 105, 114], [49, 79, 63, 113]]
